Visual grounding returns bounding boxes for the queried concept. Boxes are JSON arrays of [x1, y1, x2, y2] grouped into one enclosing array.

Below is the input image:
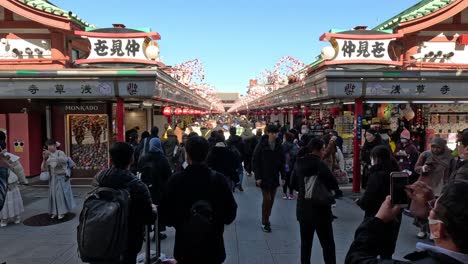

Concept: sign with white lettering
[[366, 82, 468, 98], [63, 103, 107, 114], [334, 39, 393, 62]]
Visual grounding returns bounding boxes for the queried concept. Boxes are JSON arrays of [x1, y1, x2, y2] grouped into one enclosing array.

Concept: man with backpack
[[78, 142, 156, 264], [159, 136, 237, 264]]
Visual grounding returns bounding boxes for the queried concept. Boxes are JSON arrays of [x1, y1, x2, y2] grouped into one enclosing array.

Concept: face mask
[[401, 139, 408, 143], [371, 158, 376, 166], [301, 129, 308, 134]]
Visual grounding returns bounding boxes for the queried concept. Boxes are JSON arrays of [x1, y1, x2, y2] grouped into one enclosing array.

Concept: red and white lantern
[[162, 106, 172, 116]]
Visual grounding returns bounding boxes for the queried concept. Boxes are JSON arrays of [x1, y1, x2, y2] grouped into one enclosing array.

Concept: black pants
[[243, 156, 252, 174], [299, 220, 336, 264], [282, 171, 293, 195]]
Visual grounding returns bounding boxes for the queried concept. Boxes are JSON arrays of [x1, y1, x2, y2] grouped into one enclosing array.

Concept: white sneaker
[[417, 231, 427, 239], [0, 220, 7, 227], [14, 216, 21, 224], [58, 214, 65, 220], [50, 214, 57, 219]]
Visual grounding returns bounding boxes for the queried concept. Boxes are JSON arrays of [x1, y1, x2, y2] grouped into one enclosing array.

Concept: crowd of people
[[1, 116, 468, 264]]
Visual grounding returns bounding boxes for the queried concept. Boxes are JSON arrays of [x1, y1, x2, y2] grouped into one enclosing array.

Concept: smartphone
[[390, 172, 409, 207]]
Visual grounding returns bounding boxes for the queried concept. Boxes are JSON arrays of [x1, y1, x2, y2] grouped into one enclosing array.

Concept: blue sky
[[53, 0, 420, 93]]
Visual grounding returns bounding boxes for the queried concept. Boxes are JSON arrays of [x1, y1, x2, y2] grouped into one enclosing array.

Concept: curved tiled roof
[[16, 0, 95, 28], [374, 0, 456, 31]]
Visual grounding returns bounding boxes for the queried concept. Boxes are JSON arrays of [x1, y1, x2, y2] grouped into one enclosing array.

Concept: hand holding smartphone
[[390, 171, 409, 207]]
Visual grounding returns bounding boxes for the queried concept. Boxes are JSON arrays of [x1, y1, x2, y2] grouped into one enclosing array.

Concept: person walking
[[42, 139, 75, 220], [163, 129, 179, 172], [360, 129, 386, 189], [394, 129, 419, 183], [282, 132, 298, 200], [356, 145, 402, 259], [241, 126, 258, 177], [206, 132, 239, 191], [252, 124, 286, 232], [137, 137, 172, 240], [94, 142, 156, 264], [450, 130, 468, 181], [412, 137, 455, 239], [133, 126, 160, 173], [159, 136, 237, 264], [174, 134, 189, 173], [290, 138, 338, 264], [227, 126, 245, 191]]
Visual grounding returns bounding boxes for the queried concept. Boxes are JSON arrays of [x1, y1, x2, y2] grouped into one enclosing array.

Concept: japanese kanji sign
[[334, 39, 393, 62], [88, 37, 147, 60]]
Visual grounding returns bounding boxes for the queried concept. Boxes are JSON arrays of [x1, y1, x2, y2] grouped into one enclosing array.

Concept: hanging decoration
[[162, 106, 172, 116], [174, 108, 182, 115]]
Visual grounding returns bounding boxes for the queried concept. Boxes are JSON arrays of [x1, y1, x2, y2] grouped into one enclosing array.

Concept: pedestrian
[[290, 138, 338, 264], [174, 121, 184, 144], [159, 136, 237, 264], [137, 137, 172, 240], [282, 132, 298, 200], [227, 126, 245, 192], [360, 129, 386, 189], [206, 132, 239, 191], [252, 124, 286, 233], [450, 130, 468, 181], [356, 145, 401, 259], [412, 137, 455, 239], [94, 142, 156, 264], [42, 139, 75, 220], [0, 131, 27, 227], [163, 129, 179, 172], [346, 180, 468, 264], [255, 128, 263, 142], [174, 134, 189, 173], [394, 128, 419, 183], [241, 126, 258, 177], [322, 134, 345, 197], [133, 126, 160, 173]]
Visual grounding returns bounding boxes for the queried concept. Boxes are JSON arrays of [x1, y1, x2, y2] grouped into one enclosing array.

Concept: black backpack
[[179, 171, 216, 252], [77, 177, 138, 263]]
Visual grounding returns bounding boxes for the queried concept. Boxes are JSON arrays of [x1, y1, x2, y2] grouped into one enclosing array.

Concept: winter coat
[[159, 164, 237, 264], [360, 139, 385, 168], [357, 163, 398, 217], [206, 143, 239, 183], [394, 141, 419, 173], [346, 217, 466, 264], [414, 149, 455, 196], [290, 154, 339, 222], [137, 150, 172, 205], [450, 159, 468, 182], [95, 168, 156, 254], [163, 136, 179, 170], [282, 141, 298, 174], [252, 136, 286, 189], [227, 134, 245, 162]]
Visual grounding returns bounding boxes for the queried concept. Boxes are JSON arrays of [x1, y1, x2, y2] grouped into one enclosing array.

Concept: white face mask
[[371, 158, 376, 166], [301, 129, 308, 134], [401, 138, 408, 143]]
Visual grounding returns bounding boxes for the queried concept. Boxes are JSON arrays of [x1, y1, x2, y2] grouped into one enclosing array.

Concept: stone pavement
[[1, 176, 424, 264]]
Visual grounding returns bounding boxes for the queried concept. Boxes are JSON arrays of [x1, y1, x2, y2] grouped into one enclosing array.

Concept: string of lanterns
[[162, 106, 210, 117]]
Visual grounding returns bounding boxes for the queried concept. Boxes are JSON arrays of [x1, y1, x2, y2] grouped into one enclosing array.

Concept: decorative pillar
[[146, 108, 153, 131], [116, 97, 125, 142], [46, 105, 52, 139], [353, 98, 363, 193]]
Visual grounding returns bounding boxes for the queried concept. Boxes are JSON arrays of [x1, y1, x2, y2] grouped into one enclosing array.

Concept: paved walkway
[[1, 176, 424, 264]]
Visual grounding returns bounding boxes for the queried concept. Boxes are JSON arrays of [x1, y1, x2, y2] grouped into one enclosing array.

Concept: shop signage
[[366, 82, 468, 98], [63, 103, 107, 114], [357, 115, 363, 140], [88, 37, 149, 61], [117, 80, 155, 97], [334, 39, 393, 62]]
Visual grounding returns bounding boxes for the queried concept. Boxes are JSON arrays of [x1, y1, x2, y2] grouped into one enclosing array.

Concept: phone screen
[[391, 172, 409, 206]]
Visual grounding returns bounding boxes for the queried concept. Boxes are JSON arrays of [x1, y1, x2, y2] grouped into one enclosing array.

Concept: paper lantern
[[321, 46, 336, 60], [265, 109, 272, 115], [162, 106, 172, 116], [188, 109, 195, 115], [303, 106, 311, 115], [273, 109, 279, 115], [182, 108, 189, 115], [195, 110, 201, 115], [292, 107, 299, 115], [281, 108, 289, 115], [174, 108, 182, 115]]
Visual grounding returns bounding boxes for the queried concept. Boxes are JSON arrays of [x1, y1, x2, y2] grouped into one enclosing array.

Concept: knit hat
[[400, 129, 411, 140], [431, 137, 446, 148]]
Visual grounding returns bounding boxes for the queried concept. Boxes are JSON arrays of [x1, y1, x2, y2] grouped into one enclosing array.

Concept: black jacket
[[227, 134, 244, 161], [137, 150, 172, 204], [206, 143, 239, 183], [290, 154, 339, 222], [243, 135, 258, 158], [357, 164, 393, 217], [360, 139, 385, 167], [159, 164, 237, 264], [346, 217, 465, 264], [252, 136, 286, 189], [450, 159, 468, 182], [95, 168, 155, 253]]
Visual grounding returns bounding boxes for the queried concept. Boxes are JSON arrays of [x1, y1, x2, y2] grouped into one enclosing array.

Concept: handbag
[[304, 167, 335, 206], [39, 171, 50, 181], [333, 169, 349, 184]]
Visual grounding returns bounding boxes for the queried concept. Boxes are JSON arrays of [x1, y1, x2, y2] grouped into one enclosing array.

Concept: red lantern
[[281, 108, 289, 115], [292, 107, 299, 115], [303, 106, 311, 115], [195, 110, 201, 115], [188, 109, 195, 115], [273, 109, 279, 115], [162, 106, 172, 116], [182, 108, 189, 115], [265, 109, 272, 115], [174, 108, 182, 115]]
